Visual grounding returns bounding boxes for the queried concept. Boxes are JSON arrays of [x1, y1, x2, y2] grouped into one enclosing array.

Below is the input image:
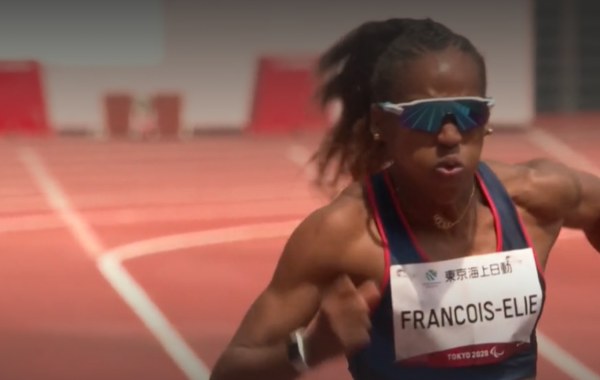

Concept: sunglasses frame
[[377, 96, 495, 115]]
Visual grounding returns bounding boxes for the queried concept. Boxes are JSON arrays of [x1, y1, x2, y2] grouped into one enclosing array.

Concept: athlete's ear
[[369, 103, 385, 128], [369, 103, 387, 141]]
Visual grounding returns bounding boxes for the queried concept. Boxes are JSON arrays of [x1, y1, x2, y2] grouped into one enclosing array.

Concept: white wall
[[0, 0, 164, 66], [38, 0, 533, 131]]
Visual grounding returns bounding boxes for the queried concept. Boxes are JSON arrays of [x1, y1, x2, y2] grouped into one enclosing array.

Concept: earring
[[486, 128, 493, 136], [372, 131, 380, 140]]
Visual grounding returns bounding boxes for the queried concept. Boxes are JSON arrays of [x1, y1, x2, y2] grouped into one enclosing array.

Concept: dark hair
[[310, 18, 487, 194]]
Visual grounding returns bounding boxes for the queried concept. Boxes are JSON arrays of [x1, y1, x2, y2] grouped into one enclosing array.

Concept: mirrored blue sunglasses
[[377, 97, 495, 133]]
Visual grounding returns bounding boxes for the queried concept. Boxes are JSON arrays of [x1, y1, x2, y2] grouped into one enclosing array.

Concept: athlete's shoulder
[[301, 181, 367, 241], [482, 158, 579, 221], [481, 159, 529, 193], [284, 181, 369, 264]]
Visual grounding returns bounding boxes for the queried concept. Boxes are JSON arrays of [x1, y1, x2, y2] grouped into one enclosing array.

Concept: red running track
[[0, 126, 599, 380]]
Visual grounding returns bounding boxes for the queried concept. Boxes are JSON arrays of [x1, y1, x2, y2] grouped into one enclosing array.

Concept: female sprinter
[[209, 18, 600, 380]]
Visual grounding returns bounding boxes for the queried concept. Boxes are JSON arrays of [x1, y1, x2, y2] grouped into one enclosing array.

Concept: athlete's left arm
[[521, 158, 600, 252]]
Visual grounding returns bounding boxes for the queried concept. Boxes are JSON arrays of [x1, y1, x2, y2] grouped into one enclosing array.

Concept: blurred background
[[0, 0, 599, 379]]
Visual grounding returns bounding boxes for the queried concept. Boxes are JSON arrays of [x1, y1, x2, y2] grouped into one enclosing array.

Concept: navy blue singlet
[[348, 162, 547, 380]]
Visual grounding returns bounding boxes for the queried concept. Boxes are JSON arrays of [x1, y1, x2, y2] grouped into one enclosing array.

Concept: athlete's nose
[[437, 115, 462, 148]]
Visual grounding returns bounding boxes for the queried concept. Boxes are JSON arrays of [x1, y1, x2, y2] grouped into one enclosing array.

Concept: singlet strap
[[476, 162, 529, 251], [367, 171, 423, 265]]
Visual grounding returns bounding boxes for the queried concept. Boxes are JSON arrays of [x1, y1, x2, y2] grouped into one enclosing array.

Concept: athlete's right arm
[[208, 202, 365, 380]]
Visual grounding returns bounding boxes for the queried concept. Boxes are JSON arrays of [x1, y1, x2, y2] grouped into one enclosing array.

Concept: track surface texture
[[1, 124, 599, 380]]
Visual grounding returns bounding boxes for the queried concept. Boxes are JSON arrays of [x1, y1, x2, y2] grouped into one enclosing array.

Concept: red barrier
[[152, 93, 182, 137], [0, 61, 49, 135], [248, 56, 329, 134], [104, 93, 134, 137]]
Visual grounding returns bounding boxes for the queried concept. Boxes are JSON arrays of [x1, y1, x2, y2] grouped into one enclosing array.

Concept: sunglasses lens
[[399, 100, 490, 132], [399, 103, 446, 132], [452, 100, 490, 131]]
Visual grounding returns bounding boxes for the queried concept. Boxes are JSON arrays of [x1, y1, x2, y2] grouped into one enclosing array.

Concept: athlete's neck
[[389, 169, 480, 235]]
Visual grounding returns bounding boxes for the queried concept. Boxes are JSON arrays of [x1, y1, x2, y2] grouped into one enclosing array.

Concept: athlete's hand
[[305, 275, 381, 365]]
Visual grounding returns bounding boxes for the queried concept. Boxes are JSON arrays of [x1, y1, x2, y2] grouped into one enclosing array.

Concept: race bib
[[390, 248, 543, 367]]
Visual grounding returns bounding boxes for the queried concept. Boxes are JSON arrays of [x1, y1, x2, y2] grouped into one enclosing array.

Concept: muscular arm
[[209, 197, 361, 380], [494, 158, 600, 252], [557, 165, 600, 252]]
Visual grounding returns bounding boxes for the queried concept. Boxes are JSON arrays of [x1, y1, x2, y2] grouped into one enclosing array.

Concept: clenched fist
[[304, 275, 381, 366]]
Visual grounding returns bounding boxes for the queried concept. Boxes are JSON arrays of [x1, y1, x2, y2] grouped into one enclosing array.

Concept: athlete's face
[[371, 48, 488, 204]]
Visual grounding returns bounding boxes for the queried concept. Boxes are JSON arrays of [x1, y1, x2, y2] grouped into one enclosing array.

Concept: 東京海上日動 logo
[[425, 269, 437, 281]]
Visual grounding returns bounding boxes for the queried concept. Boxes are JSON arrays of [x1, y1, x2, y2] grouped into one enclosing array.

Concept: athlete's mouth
[[435, 157, 464, 176]]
